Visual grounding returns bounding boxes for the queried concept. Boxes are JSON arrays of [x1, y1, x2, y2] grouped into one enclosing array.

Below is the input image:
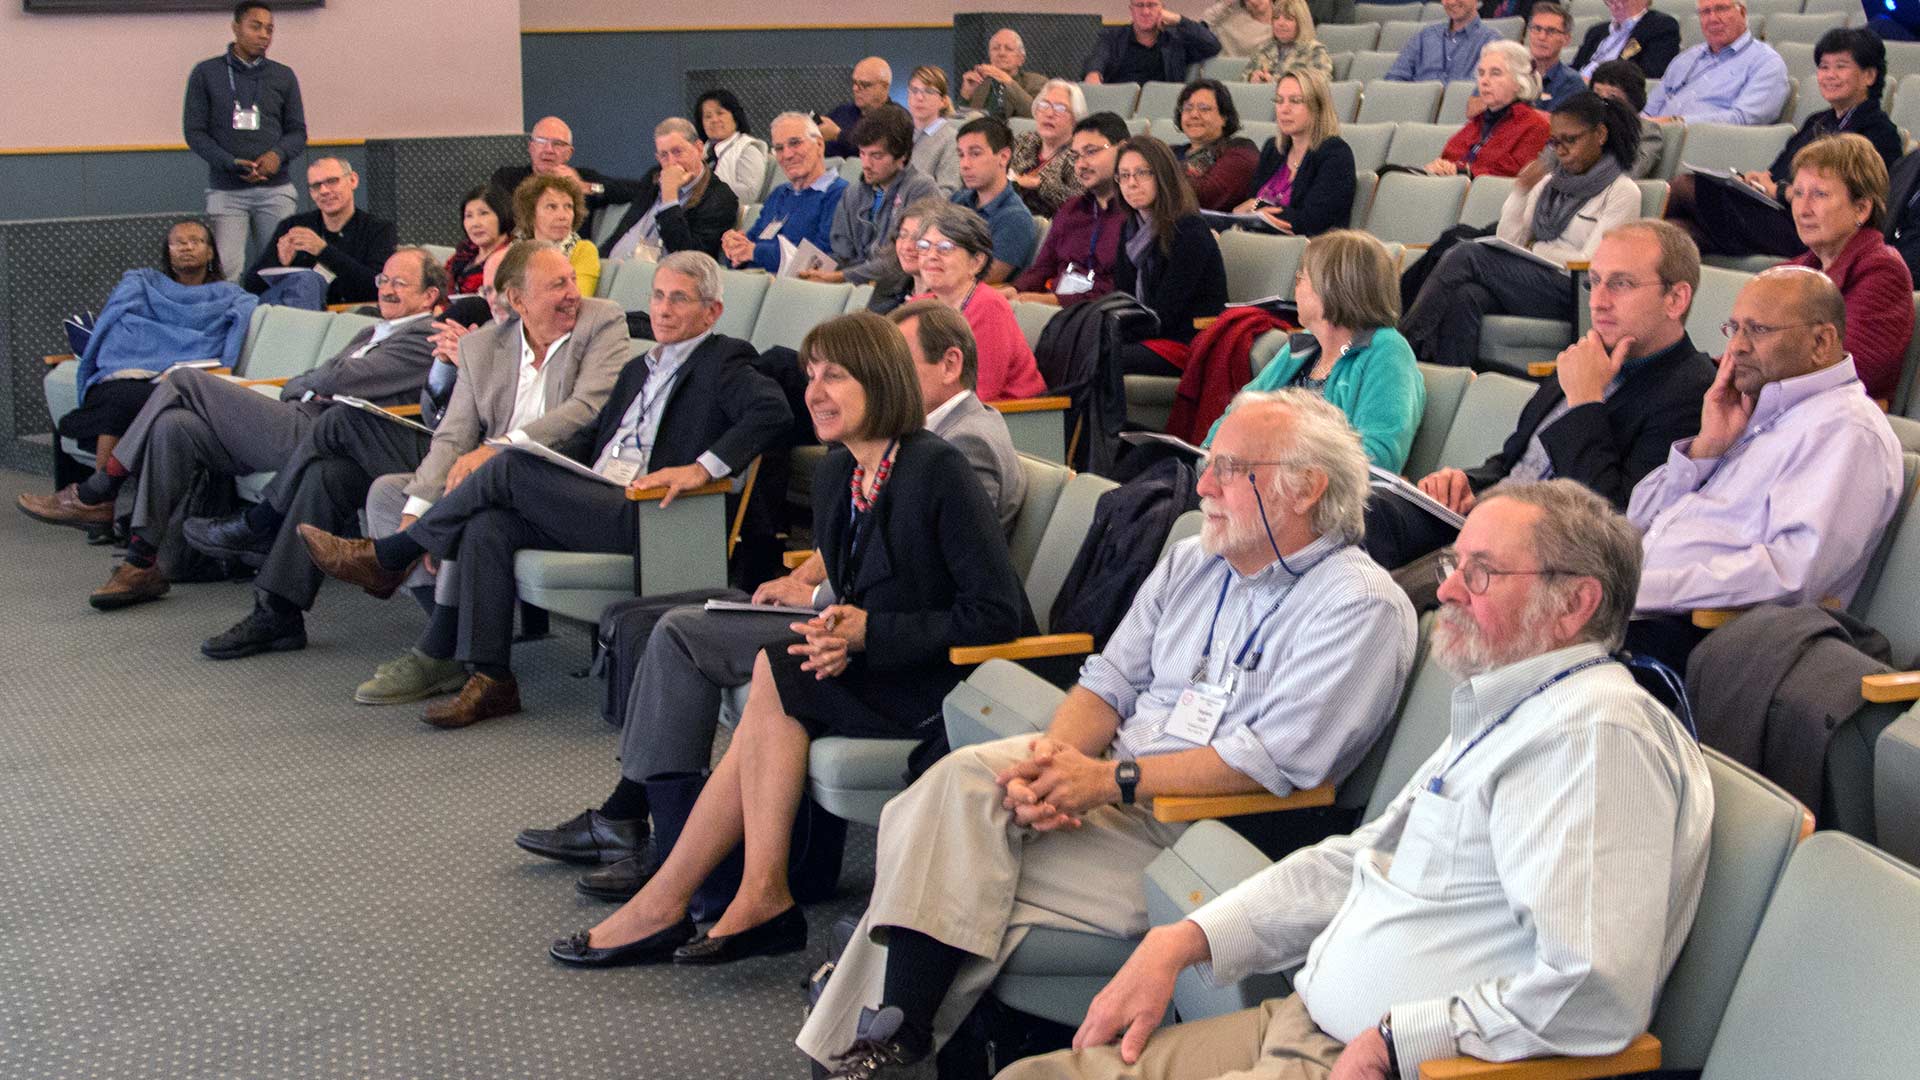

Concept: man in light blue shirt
[[1644, 0, 1789, 125], [1385, 0, 1504, 84]]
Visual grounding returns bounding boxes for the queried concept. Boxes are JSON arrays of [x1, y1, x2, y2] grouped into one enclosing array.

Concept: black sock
[[879, 928, 964, 1054], [124, 534, 158, 569], [472, 662, 512, 682], [599, 777, 650, 821], [75, 471, 122, 505], [418, 603, 458, 659], [244, 501, 284, 536], [258, 590, 300, 617], [372, 532, 425, 571]]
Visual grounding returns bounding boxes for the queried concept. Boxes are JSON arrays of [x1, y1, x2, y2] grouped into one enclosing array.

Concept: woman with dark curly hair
[[512, 173, 599, 295]]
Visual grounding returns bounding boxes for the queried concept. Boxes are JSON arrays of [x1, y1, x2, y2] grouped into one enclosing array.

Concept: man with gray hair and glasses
[[720, 112, 848, 272], [799, 390, 1418, 1079], [1001, 478, 1713, 1080]]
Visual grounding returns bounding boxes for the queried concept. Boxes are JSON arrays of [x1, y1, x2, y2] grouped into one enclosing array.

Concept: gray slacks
[[1399, 241, 1573, 368], [367, 472, 455, 604], [616, 605, 802, 782]]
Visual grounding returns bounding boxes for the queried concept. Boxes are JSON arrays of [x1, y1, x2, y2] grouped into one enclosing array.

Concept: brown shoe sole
[[18, 497, 113, 531], [89, 581, 170, 611]]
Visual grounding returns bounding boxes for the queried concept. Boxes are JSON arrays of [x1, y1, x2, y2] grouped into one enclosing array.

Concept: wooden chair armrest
[[1193, 316, 1218, 331], [1402, 242, 1431, 252], [43, 353, 75, 367], [1526, 362, 1557, 378], [989, 395, 1073, 414], [1564, 260, 1590, 273], [623, 478, 732, 502], [949, 633, 1095, 666], [383, 403, 422, 417], [1151, 784, 1335, 823], [1862, 671, 1920, 704], [783, 549, 813, 569], [1419, 1033, 1660, 1080], [234, 376, 291, 387], [325, 302, 363, 313]]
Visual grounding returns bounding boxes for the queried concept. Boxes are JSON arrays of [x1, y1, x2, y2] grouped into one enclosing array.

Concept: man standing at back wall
[[184, 2, 307, 281]]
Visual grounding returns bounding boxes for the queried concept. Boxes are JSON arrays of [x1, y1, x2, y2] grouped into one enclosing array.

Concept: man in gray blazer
[[19, 247, 446, 611], [514, 297, 1031, 899]]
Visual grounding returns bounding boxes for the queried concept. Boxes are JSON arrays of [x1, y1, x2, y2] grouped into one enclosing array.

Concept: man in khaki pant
[[1000, 481, 1715, 1080]]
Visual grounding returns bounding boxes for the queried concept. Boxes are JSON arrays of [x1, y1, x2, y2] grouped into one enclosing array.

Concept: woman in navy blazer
[[549, 312, 1032, 969], [1237, 68, 1356, 237]]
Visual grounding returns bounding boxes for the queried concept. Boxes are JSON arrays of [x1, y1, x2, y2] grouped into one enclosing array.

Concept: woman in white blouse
[[696, 89, 770, 204]]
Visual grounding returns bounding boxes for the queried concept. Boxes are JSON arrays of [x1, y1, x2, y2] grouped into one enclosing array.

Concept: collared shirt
[[349, 310, 432, 359], [1508, 336, 1684, 482], [1386, 18, 1505, 84], [1079, 535, 1417, 798], [1189, 644, 1712, 1077], [589, 330, 730, 479], [506, 329, 570, 437], [743, 169, 848, 273], [1535, 62, 1587, 111], [832, 167, 942, 285], [1580, 12, 1646, 78], [951, 182, 1039, 275], [1628, 357, 1902, 613], [1011, 188, 1129, 301], [924, 387, 972, 433], [1645, 33, 1790, 125], [607, 176, 697, 263]]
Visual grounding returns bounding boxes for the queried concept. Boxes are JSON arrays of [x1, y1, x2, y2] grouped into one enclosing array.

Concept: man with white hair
[[719, 112, 848, 272], [822, 57, 895, 158], [961, 29, 1050, 120], [1644, 0, 1789, 124], [602, 117, 740, 262], [1001, 479, 1713, 1080], [1573, 0, 1683, 79], [798, 390, 1418, 1079]]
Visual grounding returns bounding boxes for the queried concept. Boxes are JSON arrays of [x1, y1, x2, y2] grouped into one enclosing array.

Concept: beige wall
[[0, 0, 523, 150], [518, 0, 1216, 30]]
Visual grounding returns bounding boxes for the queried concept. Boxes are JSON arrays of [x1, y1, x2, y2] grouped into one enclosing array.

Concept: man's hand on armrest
[[1074, 920, 1210, 1065]]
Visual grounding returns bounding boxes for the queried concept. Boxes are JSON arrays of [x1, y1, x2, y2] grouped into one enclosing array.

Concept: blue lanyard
[[1425, 656, 1613, 795], [1192, 558, 1299, 684], [1086, 205, 1104, 267], [622, 355, 688, 454]]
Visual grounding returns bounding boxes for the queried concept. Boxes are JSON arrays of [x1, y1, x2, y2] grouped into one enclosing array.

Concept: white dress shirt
[[399, 327, 568, 519]]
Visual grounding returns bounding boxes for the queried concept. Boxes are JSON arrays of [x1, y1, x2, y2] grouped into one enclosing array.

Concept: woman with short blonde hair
[[1242, 0, 1331, 83]]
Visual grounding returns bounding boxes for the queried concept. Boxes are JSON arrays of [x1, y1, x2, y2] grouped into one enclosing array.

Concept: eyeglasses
[[914, 239, 961, 255], [1435, 549, 1581, 595], [528, 135, 572, 151], [652, 289, 704, 306], [906, 84, 942, 97], [1071, 141, 1113, 156], [1583, 274, 1664, 295], [1179, 100, 1218, 114], [1545, 127, 1598, 152], [1721, 319, 1815, 341], [1033, 99, 1074, 115], [771, 137, 812, 153], [1528, 23, 1570, 36], [1115, 168, 1155, 183], [308, 175, 348, 192], [374, 274, 415, 289], [1195, 454, 1287, 484]]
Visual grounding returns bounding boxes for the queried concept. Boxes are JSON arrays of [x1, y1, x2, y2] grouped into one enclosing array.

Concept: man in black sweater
[[490, 116, 647, 238], [182, 2, 307, 281], [242, 157, 397, 305]]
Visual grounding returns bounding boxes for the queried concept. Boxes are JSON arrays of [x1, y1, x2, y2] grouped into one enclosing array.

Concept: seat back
[[1363, 170, 1467, 244], [1200, 55, 1246, 82], [1161, 508, 1202, 559], [1637, 178, 1670, 218], [1019, 467, 1113, 634], [1854, 452, 1920, 663], [1318, 22, 1381, 53], [1685, 266, 1753, 351], [1893, 75, 1920, 147], [1406, 362, 1473, 479], [1376, 20, 1424, 53], [234, 305, 333, 380], [1239, 120, 1278, 147], [1218, 231, 1306, 304], [1353, 2, 1416, 22], [713, 268, 771, 340], [1008, 116, 1038, 139], [1346, 50, 1401, 86], [1892, 292, 1920, 417], [1458, 175, 1515, 230], [1149, 818, 1296, 1021], [844, 283, 874, 313], [1077, 81, 1141, 118], [749, 276, 853, 352], [1225, 80, 1274, 122], [1698, 833, 1920, 1080], [1349, 169, 1380, 228], [1434, 370, 1534, 471], [1358, 80, 1443, 123], [590, 203, 632, 248], [1886, 40, 1920, 84], [1435, 79, 1476, 124], [316, 312, 381, 360], [1652, 119, 1688, 180], [1383, 120, 1456, 166], [1012, 301, 1057, 350], [606, 258, 656, 313], [1329, 79, 1363, 124], [1249, 329, 1290, 377], [1340, 121, 1395, 173], [1679, 123, 1796, 172], [591, 257, 621, 299], [1362, 623, 1456, 819], [1134, 80, 1186, 121]]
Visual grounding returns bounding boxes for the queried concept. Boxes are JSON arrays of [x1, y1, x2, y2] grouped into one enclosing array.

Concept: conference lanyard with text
[[1424, 656, 1614, 795]]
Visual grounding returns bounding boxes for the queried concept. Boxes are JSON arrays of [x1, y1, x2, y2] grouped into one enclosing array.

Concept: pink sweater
[[918, 287, 1048, 401]]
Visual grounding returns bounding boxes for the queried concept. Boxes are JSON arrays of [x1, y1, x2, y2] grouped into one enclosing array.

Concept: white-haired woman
[[1423, 40, 1549, 179], [1009, 79, 1087, 216]]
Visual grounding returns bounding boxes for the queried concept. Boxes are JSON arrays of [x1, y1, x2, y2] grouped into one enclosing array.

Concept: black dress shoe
[[183, 511, 273, 564], [201, 605, 306, 660], [547, 917, 696, 969], [575, 852, 659, 902], [515, 809, 647, 865], [672, 905, 808, 966]]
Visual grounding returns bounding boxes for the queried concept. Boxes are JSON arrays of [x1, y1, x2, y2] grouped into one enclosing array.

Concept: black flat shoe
[[548, 917, 696, 968], [672, 905, 807, 966]]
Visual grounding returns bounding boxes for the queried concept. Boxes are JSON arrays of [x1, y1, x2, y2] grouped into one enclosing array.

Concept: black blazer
[[600, 168, 741, 259], [554, 332, 791, 476], [1768, 100, 1905, 191], [1572, 8, 1682, 79], [1115, 213, 1228, 344], [813, 430, 1033, 671], [1463, 336, 1715, 507], [1251, 136, 1358, 238], [1884, 149, 1920, 281], [1085, 20, 1222, 84]]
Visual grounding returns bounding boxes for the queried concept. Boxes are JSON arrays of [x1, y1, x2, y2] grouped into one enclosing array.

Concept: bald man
[[1623, 266, 1902, 670], [489, 115, 647, 230], [960, 29, 1050, 120], [821, 57, 894, 158]]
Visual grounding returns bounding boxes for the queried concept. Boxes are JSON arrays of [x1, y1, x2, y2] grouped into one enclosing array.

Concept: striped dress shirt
[[1188, 643, 1713, 1075]]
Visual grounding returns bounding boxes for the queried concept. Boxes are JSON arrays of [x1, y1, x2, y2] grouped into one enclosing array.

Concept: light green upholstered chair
[[749, 277, 854, 353], [1433, 370, 1536, 471], [1359, 81, 1443, 124], [1404, 363, 1473, 480]]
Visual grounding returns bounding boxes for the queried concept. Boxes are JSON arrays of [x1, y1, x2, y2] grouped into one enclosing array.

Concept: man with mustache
[[798, 390, 1417, 1078], [1002, 479, 1712, 1080]]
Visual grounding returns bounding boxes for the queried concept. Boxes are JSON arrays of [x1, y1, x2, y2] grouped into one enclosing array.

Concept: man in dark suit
[[490, 116, 648, 238], [600, 118, 739, 262], [1366, 221, 1715, 573], [20, 248, 447, 610], [1574, 0, 1682, 79], [1884, 148, 1920, 280], [1084, 0, 1221, 85], [300, 250, 791, 729]]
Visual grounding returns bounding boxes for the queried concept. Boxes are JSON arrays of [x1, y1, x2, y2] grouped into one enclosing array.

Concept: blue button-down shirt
[[1535, 61, 1587, 111], [951, 182, 1039, 275], [1386, 18, 1505, 84], [1644, 32, 1790, 125]]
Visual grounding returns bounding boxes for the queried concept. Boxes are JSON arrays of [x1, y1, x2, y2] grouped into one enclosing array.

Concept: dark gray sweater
[[182, 49, 307, 190]]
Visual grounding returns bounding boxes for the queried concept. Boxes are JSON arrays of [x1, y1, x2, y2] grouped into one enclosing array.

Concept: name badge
[[758, 218, 788, 240], [232, 103, 261, 131], [599, 459, 640, 486], [1057, 263, 1095, 296], [1164, 683, 1229, 745]]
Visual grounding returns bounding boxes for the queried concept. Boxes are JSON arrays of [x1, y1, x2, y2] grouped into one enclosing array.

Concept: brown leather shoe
[[18, 485, 114, 530], [422, 673, 521, 729], [297, 524, 411, 599], [90, 561, 169, 611]]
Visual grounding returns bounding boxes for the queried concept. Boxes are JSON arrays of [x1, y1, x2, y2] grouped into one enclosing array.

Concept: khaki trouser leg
[[993, 995, 1344, 1080]]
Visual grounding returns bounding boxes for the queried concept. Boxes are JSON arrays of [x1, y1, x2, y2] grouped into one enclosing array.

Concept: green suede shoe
[[354, 649, 467, 705]]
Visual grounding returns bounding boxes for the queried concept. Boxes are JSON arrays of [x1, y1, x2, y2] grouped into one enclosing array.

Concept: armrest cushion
[[235, 376, 291, 388], [1419, 1033, 1661, 1080], [1691, 607, 1743, 629], [949, 633, 1095, 666], [1193, 316, 1218, 332], [1861, 670, 1920, 704], [1526, 362, 1557, 378], [988, 395, 1073, 414], [1151, 784, 1335, 823], [44, 353, 75, 367], [624, 478, 732, 502]]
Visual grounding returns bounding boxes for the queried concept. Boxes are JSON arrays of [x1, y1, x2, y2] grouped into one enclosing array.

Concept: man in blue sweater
[[719, 112, 848, 273], [182, 2, 307, 281]]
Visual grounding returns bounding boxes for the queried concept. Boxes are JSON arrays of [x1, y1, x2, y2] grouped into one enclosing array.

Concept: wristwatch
[[1379, 1015, 1401, 1078], [1114, 760, 1140, 805]]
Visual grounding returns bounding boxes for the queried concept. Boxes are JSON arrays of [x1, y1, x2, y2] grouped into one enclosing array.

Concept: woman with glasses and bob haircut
[[1113, 136, 1229, 377], [546, 312, 1031, 970], [1171, 77, 1261, 210], [1401, 91, 1642, 368]]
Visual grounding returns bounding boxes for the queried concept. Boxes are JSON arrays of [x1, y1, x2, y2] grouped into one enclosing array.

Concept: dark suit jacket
[[1883, 149, 1920, 281], [1115, 213, 1229, 344], [600, 168, 741, 260], [1086, 20, 1222, 84], [280, 316, 436, 406], [552, 332, 791, 477], [1251, 136, 1358, 238], [1463, 335, 1715, 507], [1572, 9, 1683, 78], [813, 429, 1033, 672]]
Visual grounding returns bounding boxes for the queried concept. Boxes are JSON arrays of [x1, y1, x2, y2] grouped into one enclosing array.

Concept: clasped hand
[[994, 737, 1120, 831], [787, 604, 866, 679]]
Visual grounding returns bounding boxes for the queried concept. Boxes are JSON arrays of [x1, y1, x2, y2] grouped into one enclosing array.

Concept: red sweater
[[1788, 226, 1915, 402], [1179, 138, 1261, 211], [1441, 103, 1550, 179], [930, 287, 1048, 401]]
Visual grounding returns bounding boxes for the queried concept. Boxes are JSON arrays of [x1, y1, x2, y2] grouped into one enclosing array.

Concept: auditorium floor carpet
[[0, 470, 874, 1080]]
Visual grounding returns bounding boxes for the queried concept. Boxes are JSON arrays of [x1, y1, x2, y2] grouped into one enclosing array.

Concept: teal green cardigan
[[1204, 326, 1426, 472]]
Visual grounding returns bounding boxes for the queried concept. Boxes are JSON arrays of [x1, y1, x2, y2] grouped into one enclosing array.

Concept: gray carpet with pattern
[[0, 469, 874, 1079]]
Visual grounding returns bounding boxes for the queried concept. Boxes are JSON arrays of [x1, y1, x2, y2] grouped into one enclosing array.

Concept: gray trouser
[[367, 472, 454, 604], [205, 183, 297, 282], [616, 605, 801, 782]]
